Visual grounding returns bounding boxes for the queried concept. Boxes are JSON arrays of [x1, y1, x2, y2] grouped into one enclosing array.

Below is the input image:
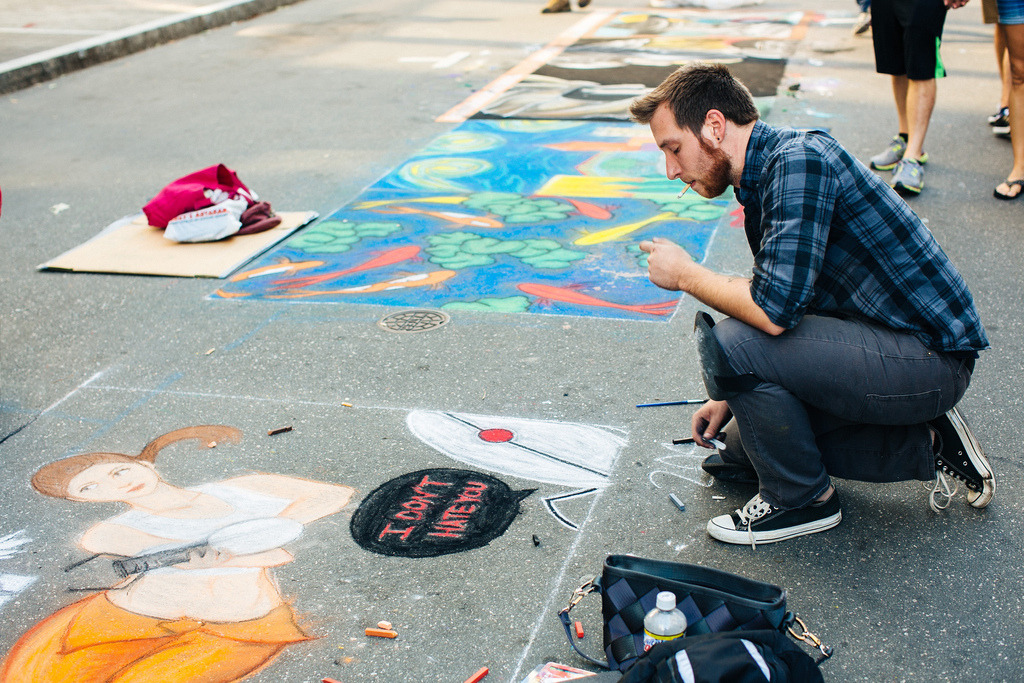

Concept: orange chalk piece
[[574, 620, 585, 639], [463, 667, 489, 683], [364, 627, 397, 639], [322, 678, 343, 683]]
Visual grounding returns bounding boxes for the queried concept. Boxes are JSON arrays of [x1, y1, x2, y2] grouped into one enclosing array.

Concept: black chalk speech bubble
[[350, 468, 534, 558]]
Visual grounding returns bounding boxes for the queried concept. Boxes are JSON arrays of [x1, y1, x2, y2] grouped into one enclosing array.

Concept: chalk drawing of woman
[[0, 426, 355, 683]]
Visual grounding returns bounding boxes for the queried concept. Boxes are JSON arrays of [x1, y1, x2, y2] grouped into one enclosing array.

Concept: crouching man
[[632, 63, 993, 547]]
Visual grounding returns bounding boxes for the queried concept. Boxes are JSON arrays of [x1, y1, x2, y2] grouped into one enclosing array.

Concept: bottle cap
[[656, 591, 676, 611]]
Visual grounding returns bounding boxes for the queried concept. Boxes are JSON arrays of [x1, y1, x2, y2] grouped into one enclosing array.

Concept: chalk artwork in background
[[476, 10, 805, 121], [406, 411, 627, 529], [349, 468, 533, 557], [0, 531, 36, 612], [0, 426, 355, 683], [212, 119, 729, 320]]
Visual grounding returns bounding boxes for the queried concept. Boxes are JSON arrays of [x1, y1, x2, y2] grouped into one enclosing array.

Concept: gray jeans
[[711, 314, 973, 509]]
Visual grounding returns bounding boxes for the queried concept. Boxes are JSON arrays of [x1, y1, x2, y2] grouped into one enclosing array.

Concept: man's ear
[[703, 109, 726, 142]]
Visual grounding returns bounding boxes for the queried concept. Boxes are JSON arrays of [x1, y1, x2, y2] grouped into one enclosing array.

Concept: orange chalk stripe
[[364, 627, 398, 639], [463, 667, 489, 683]]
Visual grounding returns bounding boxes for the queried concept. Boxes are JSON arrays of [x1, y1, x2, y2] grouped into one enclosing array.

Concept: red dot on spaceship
[[478, 428, 514, 443]]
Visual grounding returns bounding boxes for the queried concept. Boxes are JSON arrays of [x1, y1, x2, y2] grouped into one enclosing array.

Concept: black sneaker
[[707, 490, 842, 548], [988, 106, 1009, 126], [701, 452, 758, 485], [929, 407, 994, 510]]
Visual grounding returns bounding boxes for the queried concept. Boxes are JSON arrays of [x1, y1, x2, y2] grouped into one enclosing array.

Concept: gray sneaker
[[869, 135, 929, 171], [891, 158, 924, 195]]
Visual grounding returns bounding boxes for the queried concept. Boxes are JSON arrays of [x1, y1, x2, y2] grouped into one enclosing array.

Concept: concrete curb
[[0, 0, 305, 95]]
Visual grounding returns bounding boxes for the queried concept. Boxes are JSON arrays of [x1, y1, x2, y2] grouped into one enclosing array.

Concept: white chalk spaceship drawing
[[406, 410, 627, 529]]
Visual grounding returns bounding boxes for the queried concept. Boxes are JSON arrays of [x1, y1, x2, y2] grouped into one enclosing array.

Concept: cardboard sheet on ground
[[38, 211, 318, 278]]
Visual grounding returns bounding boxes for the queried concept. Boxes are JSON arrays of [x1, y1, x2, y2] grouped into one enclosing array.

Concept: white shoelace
[[736, 494, 775, 549], [928, 471, 959, 512]]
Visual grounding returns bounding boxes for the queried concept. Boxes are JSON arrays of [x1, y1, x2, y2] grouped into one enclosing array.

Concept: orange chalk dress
[[0, 591, 310, 683]]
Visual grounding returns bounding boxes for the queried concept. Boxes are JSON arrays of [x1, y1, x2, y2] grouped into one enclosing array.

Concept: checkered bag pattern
[[599, 556, 788, 671]]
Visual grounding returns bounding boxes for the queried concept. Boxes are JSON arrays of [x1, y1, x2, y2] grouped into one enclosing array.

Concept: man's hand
[[944, 0, 968, 8], [639, 237, 694, 291], [692, 400, 732, 447]]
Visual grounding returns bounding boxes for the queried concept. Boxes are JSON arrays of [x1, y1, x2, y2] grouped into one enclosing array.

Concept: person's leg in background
[[994, 0, 1024, 198], [982, 0, 1011, 133], [854, 0, 873, 35]]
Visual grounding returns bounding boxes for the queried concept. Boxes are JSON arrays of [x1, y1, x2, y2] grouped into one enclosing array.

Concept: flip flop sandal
[[993, 178, 1024, 200]]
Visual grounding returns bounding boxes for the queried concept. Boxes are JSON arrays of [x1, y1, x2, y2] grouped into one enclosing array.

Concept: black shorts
[[871, 0, 948, 79]]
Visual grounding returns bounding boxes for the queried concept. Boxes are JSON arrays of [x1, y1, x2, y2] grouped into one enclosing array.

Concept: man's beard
[[696, 136, 733, 198]]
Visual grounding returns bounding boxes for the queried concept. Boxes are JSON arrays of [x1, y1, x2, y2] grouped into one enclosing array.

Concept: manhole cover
[[378, 309, 451, 333]]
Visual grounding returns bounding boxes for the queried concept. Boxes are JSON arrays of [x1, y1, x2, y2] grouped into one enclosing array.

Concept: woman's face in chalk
[[66, 461, 161, 502]]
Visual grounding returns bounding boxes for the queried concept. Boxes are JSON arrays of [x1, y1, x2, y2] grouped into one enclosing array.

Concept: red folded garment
[[143, 164, 254, 228]]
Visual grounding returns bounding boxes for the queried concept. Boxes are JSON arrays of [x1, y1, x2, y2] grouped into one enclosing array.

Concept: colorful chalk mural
[[213, 119, 731, 320], [0, 426, 355, 683]]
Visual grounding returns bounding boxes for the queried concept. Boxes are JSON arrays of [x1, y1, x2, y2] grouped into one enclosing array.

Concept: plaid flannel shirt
[[735, 121, 988, 354]]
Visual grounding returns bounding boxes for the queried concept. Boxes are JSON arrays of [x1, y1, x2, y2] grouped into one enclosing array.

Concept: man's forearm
[[677, 261, 786, 336]]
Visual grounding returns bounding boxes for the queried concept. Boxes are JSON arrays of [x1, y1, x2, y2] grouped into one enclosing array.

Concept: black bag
[[620, 630, 824, 683], [558, 555, 830, 672]]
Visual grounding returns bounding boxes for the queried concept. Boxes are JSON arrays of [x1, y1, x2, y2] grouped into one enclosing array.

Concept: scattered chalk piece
[[322, 678, 343, 683], [207, 441, 217, 448], [268, 426, 293, 436], [669, 493, 686, 512], [341, 402, 354, 408], [463, 667, 489, 683], [376, 620, 392, 630], [574, 621, 585, 639], [672, 437, 696, 445], [532, 534, 540, 547], [712, 495, 726, 500], [364, 627, 397, 639]]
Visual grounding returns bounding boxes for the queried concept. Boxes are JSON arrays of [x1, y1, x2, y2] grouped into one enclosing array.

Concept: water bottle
[[643, 591, 687, 652]]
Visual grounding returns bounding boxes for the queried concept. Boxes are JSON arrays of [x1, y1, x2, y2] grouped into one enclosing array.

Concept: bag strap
[[558, 576, 610, 669], [785, 614, 833, 662]]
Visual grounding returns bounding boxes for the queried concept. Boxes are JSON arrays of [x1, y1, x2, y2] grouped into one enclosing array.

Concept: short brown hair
[[31, 425, 242, 499], [32, 452, 137, 499], [629, 63, 759, 135]]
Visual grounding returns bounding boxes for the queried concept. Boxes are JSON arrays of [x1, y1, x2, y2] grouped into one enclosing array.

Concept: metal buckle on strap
[[560, 576, 597, 615], [787, 616, 833, 660]]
